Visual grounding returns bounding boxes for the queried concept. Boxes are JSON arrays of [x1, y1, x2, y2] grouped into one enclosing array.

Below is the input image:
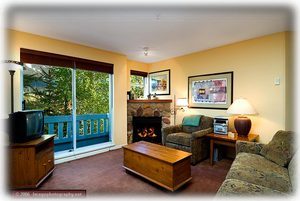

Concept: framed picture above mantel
[[188, 71, 233, 110], [149, 69, 170, 96]]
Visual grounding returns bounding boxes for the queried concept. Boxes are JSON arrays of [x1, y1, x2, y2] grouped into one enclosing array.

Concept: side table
[[206, 133, 259, 165]]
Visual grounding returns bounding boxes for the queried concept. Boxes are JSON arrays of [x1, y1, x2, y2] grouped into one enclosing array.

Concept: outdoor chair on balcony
[[162, 115, 213, 165]]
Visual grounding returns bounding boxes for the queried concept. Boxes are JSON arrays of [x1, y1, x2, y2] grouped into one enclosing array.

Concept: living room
[[1, 3, 297, 198]]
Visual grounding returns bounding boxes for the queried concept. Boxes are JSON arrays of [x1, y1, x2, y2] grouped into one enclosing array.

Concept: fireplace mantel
[[127, 99, 172, 103]]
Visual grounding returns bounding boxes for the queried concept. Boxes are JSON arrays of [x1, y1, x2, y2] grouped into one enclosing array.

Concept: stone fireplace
[[127, 99, 172, 144]]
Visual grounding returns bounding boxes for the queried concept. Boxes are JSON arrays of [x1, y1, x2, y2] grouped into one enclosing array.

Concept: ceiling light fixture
[[143, 47, 149, 56]]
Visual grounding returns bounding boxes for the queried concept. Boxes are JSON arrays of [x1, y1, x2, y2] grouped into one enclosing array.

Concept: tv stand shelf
[[9, 134, 56, 189]]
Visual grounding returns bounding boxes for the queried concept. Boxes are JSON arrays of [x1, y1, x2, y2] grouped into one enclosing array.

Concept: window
[[21, 48, 113, 153], [130, 70, 148, 99], [130, 75, 145, 98]]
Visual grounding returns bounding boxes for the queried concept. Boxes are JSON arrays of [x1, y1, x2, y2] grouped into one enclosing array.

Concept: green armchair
[[162, 115, 213, 165]]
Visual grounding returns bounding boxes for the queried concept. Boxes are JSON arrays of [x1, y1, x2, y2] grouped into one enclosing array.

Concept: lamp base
[[234, 116, 251, 136]]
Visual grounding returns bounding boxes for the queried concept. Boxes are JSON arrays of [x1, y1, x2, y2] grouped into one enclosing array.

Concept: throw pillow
[[182, 115, 202, 127], [260, 130, 295, 167]]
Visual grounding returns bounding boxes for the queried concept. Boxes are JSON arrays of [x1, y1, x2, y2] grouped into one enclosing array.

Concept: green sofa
[[217, 130, 296, 195]]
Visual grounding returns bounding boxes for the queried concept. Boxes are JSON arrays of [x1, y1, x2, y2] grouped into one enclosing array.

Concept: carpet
[[39, 148, 232, 195]]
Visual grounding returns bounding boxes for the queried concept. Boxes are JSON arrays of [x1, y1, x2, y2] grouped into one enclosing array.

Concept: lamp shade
[[176, 98, 188, 107], [227, 98, 256, 115], [5, 61, 23, 71]]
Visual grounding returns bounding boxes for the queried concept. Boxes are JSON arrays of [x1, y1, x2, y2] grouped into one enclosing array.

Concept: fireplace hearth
[[132, 116, 162, 144]]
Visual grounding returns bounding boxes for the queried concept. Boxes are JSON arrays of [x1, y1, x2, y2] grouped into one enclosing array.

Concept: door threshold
[[54, 141, 115, 164]]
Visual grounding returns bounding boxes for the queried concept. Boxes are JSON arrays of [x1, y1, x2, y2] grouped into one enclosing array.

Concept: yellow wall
[[149, 32, 291, 143], [126, 59, 149, 90], [5, 29, 128, 146], [5, 30, 292, 144], [285, 32, 294, 131]]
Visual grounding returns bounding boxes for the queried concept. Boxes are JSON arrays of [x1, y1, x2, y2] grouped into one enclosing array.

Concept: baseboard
[[109, 143, 127, 151], [55, 143, 126, 164]]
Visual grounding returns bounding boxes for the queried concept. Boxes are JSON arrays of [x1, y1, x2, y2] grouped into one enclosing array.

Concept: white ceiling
[[7, 6, 293, 63]]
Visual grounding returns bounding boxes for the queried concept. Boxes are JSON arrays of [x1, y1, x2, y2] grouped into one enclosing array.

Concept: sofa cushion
[[166, 132, 191, 147], [165, 142, 191, 153], [182, 125, 200, 133], [260, 130, 294, 167], [226, 152, 292, 192], [217, 179, 287, 195], [288, 150, 298, 191]]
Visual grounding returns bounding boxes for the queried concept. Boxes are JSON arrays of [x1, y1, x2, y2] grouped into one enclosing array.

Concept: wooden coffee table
[[123, 141, 192, 191]]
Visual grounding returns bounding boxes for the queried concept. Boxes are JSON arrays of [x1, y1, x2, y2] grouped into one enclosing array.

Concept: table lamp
[[227, 98, 256, 136]]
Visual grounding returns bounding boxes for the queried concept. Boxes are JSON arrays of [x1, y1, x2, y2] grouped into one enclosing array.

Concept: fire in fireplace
[[137, 127, 157, 138], [132, 116, 162, 144]]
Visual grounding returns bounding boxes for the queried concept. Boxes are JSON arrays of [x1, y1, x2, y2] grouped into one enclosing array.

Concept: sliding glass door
[[23, 64, 74, 152], [23, 63, 111, 152], [75, 69, 110, 148]]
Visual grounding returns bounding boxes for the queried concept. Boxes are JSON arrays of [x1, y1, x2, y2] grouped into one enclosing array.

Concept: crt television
[[9, 110, 44, 142]]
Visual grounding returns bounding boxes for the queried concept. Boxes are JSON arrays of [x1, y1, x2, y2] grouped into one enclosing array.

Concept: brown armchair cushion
[[166, 132, 191, 147], [260, 130, 295, 167], [182, 125, 201, 133]]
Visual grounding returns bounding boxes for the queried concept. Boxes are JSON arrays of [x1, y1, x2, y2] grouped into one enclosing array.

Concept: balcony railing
[[44, 113, 110, 152]]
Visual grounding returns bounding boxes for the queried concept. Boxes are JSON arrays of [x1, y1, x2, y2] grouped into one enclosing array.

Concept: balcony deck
[[44, 113, 110, 152]]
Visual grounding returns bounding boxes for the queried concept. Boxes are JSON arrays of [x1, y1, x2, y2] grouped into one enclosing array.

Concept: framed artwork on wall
[[188, 71, 233, 109], [149, 69, 170, 95]]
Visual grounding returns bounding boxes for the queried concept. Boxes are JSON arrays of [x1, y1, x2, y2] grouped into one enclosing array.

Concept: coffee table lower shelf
[[123, 141, 192, 192]]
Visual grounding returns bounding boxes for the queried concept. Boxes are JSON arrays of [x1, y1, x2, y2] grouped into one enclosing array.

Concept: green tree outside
[[23, 64, 109, 116], [130, 75, 145, 98]]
